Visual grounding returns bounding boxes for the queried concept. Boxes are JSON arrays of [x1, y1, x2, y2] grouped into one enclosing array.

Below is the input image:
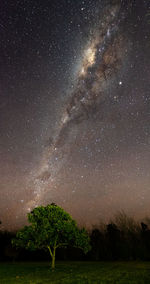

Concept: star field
[[0, 0, 150, 230]]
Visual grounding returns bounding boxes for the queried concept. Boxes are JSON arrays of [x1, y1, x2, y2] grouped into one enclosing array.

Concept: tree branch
[[47, 245, 53, 258]]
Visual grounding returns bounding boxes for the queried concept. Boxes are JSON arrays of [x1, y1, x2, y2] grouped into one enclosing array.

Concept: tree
[[12, 203, 90, 269]]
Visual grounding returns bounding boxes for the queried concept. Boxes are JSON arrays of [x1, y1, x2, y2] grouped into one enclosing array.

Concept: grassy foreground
[[0, 261, 150, 284]]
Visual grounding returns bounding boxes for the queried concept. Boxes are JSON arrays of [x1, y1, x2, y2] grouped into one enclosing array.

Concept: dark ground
[[0, 261, 150, 284]]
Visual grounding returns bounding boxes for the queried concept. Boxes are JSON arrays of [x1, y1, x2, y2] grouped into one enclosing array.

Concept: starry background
[[0, 0, 150, 230]]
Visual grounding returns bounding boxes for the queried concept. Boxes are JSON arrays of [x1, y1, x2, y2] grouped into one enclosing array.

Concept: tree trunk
[[51, 250, 55, 270], [48, 245, 56, 270]]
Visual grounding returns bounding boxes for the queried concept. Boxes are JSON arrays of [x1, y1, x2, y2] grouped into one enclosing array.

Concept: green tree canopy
[[12, 203, 91, 269]]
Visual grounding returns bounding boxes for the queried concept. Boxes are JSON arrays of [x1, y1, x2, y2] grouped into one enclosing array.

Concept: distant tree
[[141, 222, 148, 232], [90, 228, 105, 260], [106, 223, 121, 260], [113, 211, 140, 234], [12, 204, 90, 269], [141, 222, 150, 259]]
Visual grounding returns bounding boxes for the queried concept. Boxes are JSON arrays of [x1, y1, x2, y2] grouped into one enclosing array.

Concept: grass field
[[0, 261, 150, 284]]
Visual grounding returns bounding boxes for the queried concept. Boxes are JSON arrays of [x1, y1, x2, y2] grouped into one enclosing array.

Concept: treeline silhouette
[[1, 212, 150, 262]]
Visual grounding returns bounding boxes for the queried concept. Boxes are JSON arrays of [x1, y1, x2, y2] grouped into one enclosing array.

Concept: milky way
[[0, 0, 150, 230], [27, 1, 128, 210]]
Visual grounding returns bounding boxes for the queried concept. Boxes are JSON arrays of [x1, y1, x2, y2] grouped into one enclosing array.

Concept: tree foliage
[[12, 204, 90, 269]]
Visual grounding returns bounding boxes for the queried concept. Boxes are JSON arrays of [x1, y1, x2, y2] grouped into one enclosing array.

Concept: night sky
[[0, 0, 150, 230]]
